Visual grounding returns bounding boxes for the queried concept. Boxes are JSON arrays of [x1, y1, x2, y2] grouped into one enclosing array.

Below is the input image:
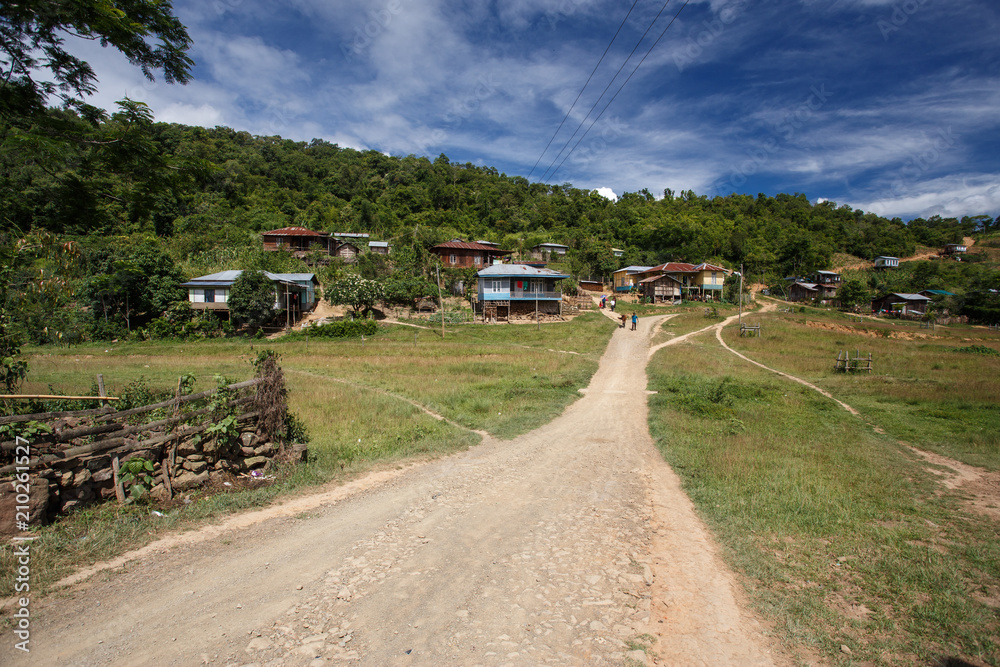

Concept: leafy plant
[[0, 419, 52, 442], [205, 414, 239, 450], [119, 456, 155, 502]]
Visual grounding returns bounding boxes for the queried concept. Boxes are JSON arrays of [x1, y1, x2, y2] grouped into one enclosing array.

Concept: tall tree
[[0, 0, 193, 124], [228, 270, 276, 333]]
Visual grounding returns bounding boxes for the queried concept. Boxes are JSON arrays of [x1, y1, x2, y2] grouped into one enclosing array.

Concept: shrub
[[297, 319, 378, 339]]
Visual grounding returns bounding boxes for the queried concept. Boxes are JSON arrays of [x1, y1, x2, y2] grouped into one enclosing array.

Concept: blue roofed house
[[476, 264, 569, 322], [181, 270, 319, 325], [611, 266, 654, 292]]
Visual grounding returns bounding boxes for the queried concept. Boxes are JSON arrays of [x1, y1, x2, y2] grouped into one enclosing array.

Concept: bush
[[296, 319, 378, 339]]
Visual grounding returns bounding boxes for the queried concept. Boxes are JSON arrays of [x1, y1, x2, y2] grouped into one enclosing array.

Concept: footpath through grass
[[725, 303, 1000, 469], [2, 313, 615, 597], [648, 314, 1000, 665]]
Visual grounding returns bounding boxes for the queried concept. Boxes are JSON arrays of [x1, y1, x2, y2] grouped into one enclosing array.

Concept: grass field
[[648, 304, 1000, 665], [2, 313, 615, 596]]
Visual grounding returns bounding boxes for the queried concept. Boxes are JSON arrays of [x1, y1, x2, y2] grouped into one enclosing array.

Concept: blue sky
[[75, 0, 999, 220]]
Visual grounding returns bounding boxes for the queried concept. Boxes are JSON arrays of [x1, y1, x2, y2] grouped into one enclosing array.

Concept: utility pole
[[436, 265, 445, 339], [535, 284, 539, 331], [738, 264, 744, 326]]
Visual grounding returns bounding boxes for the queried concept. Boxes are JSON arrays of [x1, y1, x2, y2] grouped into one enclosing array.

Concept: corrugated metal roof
[[693, 263, 729, 272], [477, 264, 569, 278], [262, 226, 328, 237], [182, 270, 316, 287], [433, 241, 513, 253], [639, 274, 681, 284], [889, 293, 931, 301], [614, 266, 653, 274], [368, 241, 390, 247]]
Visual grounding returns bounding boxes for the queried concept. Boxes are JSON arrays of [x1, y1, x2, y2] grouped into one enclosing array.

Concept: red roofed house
[[262, 227, 335, 256], [431, 240, 513, 268], [637, 262, 731, 301]]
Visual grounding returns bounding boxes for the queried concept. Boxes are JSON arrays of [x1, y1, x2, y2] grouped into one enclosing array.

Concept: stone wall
[[1, 370, 305, 537], [1, 423, 305, 536]]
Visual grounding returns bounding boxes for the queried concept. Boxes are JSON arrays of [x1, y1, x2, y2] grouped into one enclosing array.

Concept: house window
[[450, 254, 457, 265], [205, 289, 215, 303], [711, 272, 717, 283], [474, 255, 481, 266]]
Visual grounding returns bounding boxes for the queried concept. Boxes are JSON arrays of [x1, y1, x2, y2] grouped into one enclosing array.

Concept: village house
[[476, 263, 568, 321], [811, 270, 841, 286], [612, 266, 654, 292], [638, 273, 684, 303], [261, 227, 335, 256], [333, 241, 361, 263], [611, 248, 625, 258], [368, 240, 390, 255], [638, 262, 731, 301], [431, 240, 513, 268], [181, 271, 319, 323], [787, 271, 839, 304], [871, 292, 931, 316], [578, 279, 604, 292], [874, 256, 900, 269], [531, 243, 569, 260], [942, 243, 968, 256]]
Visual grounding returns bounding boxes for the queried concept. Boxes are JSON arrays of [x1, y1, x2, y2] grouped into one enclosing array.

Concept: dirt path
[[832, 237, 978, 273], [6, 319, 780, 667]]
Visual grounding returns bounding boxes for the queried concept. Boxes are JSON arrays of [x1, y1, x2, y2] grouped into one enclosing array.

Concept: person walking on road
[[609, 297, 616, 312], [619, 313, 627, 328], [631, 312, 637, 331]]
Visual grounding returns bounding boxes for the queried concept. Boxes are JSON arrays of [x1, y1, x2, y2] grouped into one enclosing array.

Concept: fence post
[[111, 456, 125, 503], [97, 374, 107, 408]]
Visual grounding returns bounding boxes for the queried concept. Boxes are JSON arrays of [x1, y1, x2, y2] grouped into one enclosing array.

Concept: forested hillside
[[1, 105, 998, 345]]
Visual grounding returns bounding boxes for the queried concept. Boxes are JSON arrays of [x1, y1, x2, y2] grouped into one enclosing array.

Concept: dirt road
[[7, 317, 778, 666]]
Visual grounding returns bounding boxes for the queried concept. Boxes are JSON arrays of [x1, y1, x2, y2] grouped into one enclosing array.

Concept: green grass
[[2, 312, 615, 596], [648, 319, 1000, 665], [724, 304, 1000, 469]]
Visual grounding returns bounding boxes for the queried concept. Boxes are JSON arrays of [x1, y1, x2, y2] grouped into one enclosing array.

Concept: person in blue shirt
[[630, 312, 638, 331]]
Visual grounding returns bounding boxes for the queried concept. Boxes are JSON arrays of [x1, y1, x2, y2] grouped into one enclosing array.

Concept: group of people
[[619, 312, 637, 331], [600, 295, 637, 331]]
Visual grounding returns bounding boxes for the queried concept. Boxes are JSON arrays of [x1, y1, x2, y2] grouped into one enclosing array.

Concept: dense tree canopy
[[227, 270, 276, 333]]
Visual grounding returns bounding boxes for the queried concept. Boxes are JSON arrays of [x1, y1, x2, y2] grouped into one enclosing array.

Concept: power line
[[547, 0, 691, 183], [526, 0, 641, 181], [539, 0, 677, 183]]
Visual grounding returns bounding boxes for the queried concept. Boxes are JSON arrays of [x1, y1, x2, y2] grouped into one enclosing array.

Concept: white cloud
[[848, 174, 1000, 220], [594, 187, 618, 201]]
